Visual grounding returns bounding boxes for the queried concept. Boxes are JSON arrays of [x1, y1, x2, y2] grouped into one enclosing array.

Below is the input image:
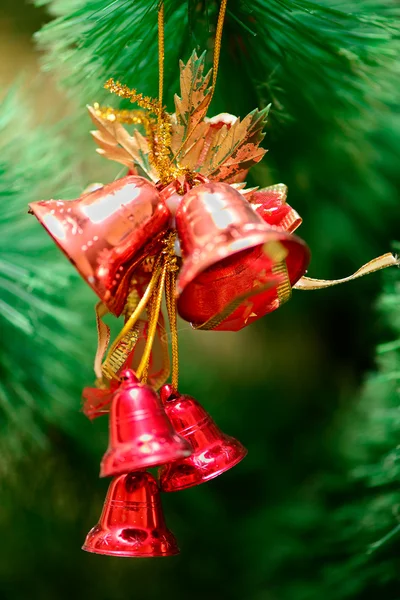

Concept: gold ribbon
[[294, 253, 399, 290], [93, 235, 179, 389], [273, 259, 292, 306], [101, 325, 141, 381]]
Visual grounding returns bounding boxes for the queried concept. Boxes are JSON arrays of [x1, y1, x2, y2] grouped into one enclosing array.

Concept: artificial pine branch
[[0, 88, 95, 473], [35, 0, 400, 267]]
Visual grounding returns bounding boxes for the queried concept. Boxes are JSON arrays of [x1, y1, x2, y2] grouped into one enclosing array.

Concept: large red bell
[[175, 181, 309, 329], [29, 175, 170, 316], [82, 471, 179, 557], [101, 370, 191, 478], [158, 384, 247, 492], [211, 184, 310, 331]]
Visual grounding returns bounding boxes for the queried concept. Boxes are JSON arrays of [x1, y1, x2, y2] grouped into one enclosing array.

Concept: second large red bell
[[101, 370, 191, 478], [175, 182, 309, 329], [159, 385, 247, 492]]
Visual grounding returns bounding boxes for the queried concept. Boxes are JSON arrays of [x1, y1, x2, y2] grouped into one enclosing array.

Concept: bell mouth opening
[[165, 392, 179, 402], [177, 242, 278, 325], [177, 233, 310, 326], [160, 384, 180, 404], [160, 439, 248, 492]]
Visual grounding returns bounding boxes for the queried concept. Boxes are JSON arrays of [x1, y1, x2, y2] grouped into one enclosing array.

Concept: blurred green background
[[0, 1, 399, 599]]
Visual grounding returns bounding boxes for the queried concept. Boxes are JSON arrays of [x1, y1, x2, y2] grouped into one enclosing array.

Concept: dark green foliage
[[35, 0, 400, 269], [0, 88, 96, 471]]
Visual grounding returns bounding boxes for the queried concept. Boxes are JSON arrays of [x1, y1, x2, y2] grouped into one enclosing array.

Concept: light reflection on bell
[[82, 471, 179, 557], [159, 385, 247, 492], [29, 176, 170, 316], [175, 182, 309, 329], [100, 370, 191, 478]]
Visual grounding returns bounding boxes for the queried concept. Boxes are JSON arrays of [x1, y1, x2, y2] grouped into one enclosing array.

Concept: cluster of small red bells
[[82, 369, 247, 557]]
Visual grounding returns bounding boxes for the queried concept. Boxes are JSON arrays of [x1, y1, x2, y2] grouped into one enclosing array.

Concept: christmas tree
[[0, 0, 399, 597]]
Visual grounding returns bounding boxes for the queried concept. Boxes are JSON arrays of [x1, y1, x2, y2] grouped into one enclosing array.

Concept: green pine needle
[[0, 87, 94, 473]]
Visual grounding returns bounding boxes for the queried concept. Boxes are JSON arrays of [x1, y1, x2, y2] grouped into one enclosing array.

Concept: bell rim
[[100, 444, 192, 478], [160, 443, 248, 492], [81, 544, 180, 558], [177, 226, 309, 296]]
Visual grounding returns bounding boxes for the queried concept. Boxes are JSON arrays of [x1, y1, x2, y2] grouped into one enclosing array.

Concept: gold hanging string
[[212, 0, 228, 91], [104, 0, 229, 184], [158, 1, 165, 113], [165, 266, 179, 390], [102, 259, 163, 378], [138, 232, 179, 383], [136, 261, 168, 382]]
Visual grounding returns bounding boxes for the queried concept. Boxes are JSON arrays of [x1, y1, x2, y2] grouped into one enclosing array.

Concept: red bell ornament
[[211, 186, 310, 331], [29, 176, 170, 316], [82, 471, 179, 557], [175, 181, 308, 330], [158, 384, 247, 492], [101, 370, 191, 478]]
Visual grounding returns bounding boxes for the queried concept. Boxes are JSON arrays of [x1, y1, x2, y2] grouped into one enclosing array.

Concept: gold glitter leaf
[[88, 105, 158, 182], [171, 50, 213, 158], [200, 106, 270, 182]]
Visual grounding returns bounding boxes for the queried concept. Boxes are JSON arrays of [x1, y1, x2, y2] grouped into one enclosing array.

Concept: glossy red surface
[[82, 471, 179, 557], [175, 182, 294, 327], [100, 370, 191, 477], [100, 370, 191, 478], [213, 187, 310, 331], [158, 384, 247, 492], [29, 176, 170, 316], [251, 187, 302, 233]]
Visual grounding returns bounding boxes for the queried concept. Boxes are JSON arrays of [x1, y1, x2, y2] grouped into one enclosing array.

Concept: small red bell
[[101, 370, 191, 478], [29, 176, 170, 316], [82, 471, 179, 557], [158, 385, 247, 492], [175, 181, 309, 329]]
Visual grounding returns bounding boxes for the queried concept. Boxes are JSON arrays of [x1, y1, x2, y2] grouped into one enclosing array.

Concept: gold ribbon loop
[[294, 253, 399, 290], [101, 325, 141, 381]]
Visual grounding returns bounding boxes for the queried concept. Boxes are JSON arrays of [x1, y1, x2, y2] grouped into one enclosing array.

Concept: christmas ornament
[[101, 370, 191, 477], [29, 175, 170, 316], [83, 471, 179, 557], [159, 384, 247, 492], [175, 181, 309, 328], [28, 0, 398, 557]]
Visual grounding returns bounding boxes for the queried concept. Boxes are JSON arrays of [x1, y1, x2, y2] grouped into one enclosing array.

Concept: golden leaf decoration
[[88, 106, 158, 182], [199, 106, 270, 182], [171, 50, 213, 159]]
